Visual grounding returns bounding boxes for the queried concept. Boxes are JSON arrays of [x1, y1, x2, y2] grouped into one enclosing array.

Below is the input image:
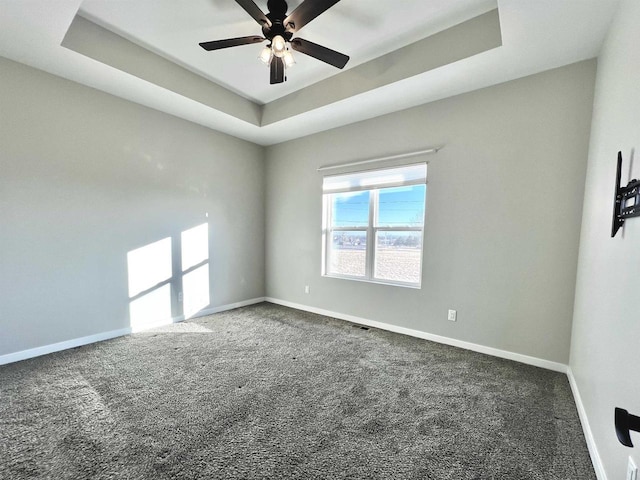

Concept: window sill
[[322, 273, 422, 289]]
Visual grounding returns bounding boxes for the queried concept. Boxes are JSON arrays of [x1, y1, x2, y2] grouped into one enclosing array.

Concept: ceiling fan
[[199, 0, 350, 85]]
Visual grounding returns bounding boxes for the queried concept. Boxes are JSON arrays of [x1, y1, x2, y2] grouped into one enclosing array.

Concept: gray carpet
[[0, 303, 595, 479]]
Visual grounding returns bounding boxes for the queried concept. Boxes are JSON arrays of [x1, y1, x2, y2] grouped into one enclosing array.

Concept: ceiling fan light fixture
[[259, 46, 273, 65], [271, 35, 287, 58]]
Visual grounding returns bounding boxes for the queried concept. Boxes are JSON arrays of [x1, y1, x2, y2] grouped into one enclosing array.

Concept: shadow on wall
[[126, 223, 210, 333]]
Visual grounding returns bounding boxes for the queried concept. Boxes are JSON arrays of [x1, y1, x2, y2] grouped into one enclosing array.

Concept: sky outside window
[[332, 191, 369, 227], [331, 185, 425, 228]]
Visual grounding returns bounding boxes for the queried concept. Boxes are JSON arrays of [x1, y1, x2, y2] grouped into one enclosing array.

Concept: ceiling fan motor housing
[[263, 0, 293, 42]]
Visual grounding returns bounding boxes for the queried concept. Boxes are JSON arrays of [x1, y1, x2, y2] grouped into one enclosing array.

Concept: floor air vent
[[352, 324, 370, 331]]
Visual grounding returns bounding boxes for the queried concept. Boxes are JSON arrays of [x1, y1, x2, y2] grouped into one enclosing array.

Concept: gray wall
[[0, 57, 265, 357], [266, 60, 596, 364], [570, 0, 640, 477]]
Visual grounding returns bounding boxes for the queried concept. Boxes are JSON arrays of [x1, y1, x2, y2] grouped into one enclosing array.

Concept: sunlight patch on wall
[[182, 264, 210, 319], [127, 237, 172, 297], [126, 224, 211, 330], [129, 284, 172, 332], [127, 237, 173, 332], [181, 223, 208, 270], [181, 223, 210, 319]]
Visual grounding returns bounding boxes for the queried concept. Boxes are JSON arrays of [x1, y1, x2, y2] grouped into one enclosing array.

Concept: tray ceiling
[[0, 0, 620, 145], [79, 0, 497, 105]]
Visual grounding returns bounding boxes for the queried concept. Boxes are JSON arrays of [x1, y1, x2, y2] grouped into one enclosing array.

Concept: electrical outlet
[[448, 309, 457, 322], [178, 292, 183, 302], [627, 457, 638, 480], [304, 285, 310, 294]]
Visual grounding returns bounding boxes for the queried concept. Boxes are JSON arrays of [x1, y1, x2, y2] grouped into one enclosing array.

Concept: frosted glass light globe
[[272, 35, 286, 58], [259, 46, 272, 65], [283, 50, 296, 68]]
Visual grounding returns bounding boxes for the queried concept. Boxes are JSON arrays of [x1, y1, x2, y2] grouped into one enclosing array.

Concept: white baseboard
[[264, 297, 568, 373], [0, 327, 132, 366], [0, 297, 266, 366], [567, 367, 607, 480], [189, 297, 265, 319]]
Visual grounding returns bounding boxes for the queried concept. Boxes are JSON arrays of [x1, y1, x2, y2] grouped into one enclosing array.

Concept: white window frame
[[322, 163, 427, 288]]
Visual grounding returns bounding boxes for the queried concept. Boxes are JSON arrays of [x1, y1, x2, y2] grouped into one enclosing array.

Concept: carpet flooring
[[0, 303, 595, 479]]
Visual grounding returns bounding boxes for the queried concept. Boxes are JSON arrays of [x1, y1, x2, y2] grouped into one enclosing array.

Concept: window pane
[[377, 185, 426, 227], [328, 231, 367, 277], [331, 191, 370, 228], [374, 231, 423, 284]]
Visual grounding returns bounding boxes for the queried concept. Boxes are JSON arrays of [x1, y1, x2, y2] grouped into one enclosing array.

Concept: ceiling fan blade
[[235, 0, 271, 27], [199, 36, 265, 51], [284, 0, 341, 33], [270, 56, 285, 84], [290, 38, 349, 69]]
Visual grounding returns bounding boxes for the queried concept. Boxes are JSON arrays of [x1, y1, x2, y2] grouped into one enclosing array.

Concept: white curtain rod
[[317, 146, 442, 172]]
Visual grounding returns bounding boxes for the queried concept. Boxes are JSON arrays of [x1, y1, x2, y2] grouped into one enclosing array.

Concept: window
[[322, 163, 427, 287]]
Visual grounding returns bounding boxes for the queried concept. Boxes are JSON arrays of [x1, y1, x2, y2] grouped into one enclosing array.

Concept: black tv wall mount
[[615, 407, 640, 447], [611, 151, 640, 237]]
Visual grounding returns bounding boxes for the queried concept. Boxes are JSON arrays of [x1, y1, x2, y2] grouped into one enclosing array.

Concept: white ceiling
[[0, 0, 621, 146]]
